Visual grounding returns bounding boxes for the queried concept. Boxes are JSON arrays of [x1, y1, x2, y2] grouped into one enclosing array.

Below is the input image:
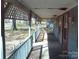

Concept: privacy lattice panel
[[5, 4, 28, 20]]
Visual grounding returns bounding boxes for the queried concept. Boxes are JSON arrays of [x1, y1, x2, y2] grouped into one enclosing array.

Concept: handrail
[[6, 30, 41, 59], [6, 31, 35, 59]]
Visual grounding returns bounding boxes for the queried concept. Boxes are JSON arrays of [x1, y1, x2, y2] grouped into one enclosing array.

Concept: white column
[[0, 35, 3, 59], [0, 1, 3, 58]]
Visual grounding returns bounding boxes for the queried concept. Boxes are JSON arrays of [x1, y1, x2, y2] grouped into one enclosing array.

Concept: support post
[[28, 10, 32, 36], [1, 0, 6, 59], [35, 17, 38, 31]]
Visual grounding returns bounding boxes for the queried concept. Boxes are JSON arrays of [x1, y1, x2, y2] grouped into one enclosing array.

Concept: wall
[[68, 6, 78, 59], [55, 5, 78, 59]]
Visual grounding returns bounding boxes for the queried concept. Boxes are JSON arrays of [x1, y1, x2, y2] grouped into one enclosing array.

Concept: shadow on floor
[[47, 33, 68, 59]]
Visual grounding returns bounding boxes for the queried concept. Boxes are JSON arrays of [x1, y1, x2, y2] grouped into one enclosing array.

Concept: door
[[62, 14, 69, 52]]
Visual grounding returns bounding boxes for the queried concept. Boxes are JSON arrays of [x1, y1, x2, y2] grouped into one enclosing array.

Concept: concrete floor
[[28, 30, 49, 59], [41, 42, 49, 59], [28, 31, 68, 59], [28, 40, 49, 59], [28, 45, 41, 59]]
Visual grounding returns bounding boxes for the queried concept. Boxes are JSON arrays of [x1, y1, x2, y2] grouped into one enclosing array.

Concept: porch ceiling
[[18, 0, 77, 18]]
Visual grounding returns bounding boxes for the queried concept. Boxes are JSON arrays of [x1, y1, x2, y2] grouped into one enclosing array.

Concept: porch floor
[[28, 30, 68, 59], [28, 40, 49, 59]]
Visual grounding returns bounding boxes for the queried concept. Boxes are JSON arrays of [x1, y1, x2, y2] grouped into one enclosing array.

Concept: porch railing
[[7, 30, 40, 59]]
